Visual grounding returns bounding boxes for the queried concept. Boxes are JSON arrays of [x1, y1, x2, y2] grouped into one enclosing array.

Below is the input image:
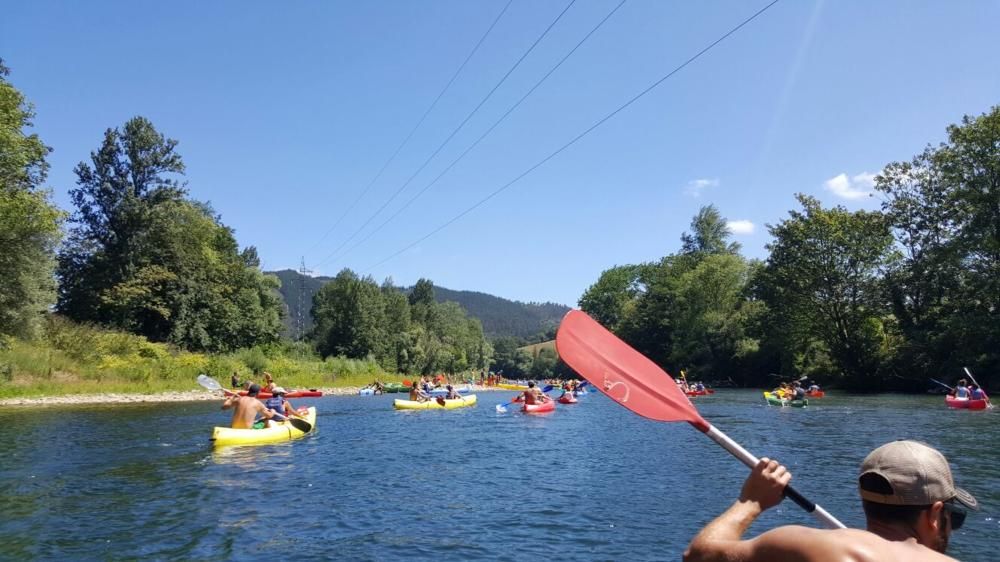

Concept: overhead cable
[[304, 0, 514, 256], [364, 0, 782, 273], [311, 0, 578, 270]]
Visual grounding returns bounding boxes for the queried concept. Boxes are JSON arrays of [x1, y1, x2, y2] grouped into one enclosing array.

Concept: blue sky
[[4, 1, 999, 306]]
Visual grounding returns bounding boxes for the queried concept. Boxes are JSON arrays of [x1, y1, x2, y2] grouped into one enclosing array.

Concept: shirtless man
[[221, 384, 276, 429], [522, 381, 546, 405], [684, 440, 976, 562]]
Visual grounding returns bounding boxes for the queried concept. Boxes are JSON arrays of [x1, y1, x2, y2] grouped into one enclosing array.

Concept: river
[[0, 390, 996, 561]]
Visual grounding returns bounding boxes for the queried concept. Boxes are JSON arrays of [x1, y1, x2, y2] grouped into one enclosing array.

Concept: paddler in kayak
[[522, 381, 548, 405], [444, 384, 462, 400], [263, 387, 304, 428], [684, 440, 977, 562], [409, 381, 430, 403], [949, 379, 970, 401], [222, 384, 277, 429]]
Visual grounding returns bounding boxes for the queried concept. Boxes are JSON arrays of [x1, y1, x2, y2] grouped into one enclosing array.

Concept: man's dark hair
[[247, 384, 261, 397], [860, 473, 929, 526]]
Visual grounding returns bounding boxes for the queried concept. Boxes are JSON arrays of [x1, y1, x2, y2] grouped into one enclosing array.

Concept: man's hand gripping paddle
[[555, 310, 845, 529]]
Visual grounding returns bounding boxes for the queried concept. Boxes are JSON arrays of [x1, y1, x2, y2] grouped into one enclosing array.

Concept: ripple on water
[[0, 391, 997, 560]]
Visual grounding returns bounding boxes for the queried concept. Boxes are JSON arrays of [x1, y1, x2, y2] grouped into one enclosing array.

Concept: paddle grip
[[702, 424, 846, 529]]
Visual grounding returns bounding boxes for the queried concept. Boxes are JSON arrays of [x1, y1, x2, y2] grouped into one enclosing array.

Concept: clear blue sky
[[4, 1, 999, 306]]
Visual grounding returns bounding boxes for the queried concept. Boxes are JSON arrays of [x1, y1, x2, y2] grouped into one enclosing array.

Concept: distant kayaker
[[791, 381, 806, 401], [523, 381, 547, 405], [683, 440, 976, 562], [263, 387, 303, 427], [222, 384, 276, 429], [262, 371, 275, 392], [969, 384, 986, 400], [444, 384, 461, 400], [951, 379, 970, 400], [409, 381, 430, 403]]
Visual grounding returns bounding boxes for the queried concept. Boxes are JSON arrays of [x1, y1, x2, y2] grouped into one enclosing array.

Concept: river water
[[0, 390, 997, 561]]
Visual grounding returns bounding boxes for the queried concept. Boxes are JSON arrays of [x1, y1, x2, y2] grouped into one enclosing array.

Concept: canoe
[[393, 395, 478, 410], [806, 390, 825, 398], [523, 399, 556, 413], [685, 389, 715, 396], [497, 383, 530, 391], [238, 389, 323, 399], [359, 387, 378, 396], [557, 394, 578, 404], [763, 391, 808, 408], [211, 407, 317, 447], [383, 383, 409, 393], [945, 396, 989, 410], [426, 385, 472, 397]]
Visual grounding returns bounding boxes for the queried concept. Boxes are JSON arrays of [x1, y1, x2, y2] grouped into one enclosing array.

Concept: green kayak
[[763, 391, 808, 408]]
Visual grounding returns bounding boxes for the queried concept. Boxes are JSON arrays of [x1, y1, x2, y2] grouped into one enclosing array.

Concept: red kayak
[[685, 389, 715, 396], [558, 394, 578, 404], [523, 399, 556, 413], [945, 396, 989, 410], [239, 389, 324, 399], [806, 390, 825, 398]]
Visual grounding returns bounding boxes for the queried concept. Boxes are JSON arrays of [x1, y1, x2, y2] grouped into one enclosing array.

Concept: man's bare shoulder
[[755, 526, 956, 562]]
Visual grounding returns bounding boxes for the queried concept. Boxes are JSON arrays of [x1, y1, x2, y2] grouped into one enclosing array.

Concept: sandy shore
[[0, 384, 505, 407]]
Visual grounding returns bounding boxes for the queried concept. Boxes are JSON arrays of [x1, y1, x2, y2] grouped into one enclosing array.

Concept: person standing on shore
[[683, 440, 976, 562], [230, 371, 240, 389], [222, 384, 276, 429]]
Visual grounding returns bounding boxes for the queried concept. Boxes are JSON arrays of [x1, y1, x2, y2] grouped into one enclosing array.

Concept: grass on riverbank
[[0, 317, 405, 398]]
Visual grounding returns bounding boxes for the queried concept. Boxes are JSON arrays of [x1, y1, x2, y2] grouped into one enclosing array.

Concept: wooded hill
[[269, 269, 569, 341]]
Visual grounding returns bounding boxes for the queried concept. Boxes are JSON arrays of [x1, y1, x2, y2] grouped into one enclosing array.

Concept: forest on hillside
[[271, 269, 567, 341]]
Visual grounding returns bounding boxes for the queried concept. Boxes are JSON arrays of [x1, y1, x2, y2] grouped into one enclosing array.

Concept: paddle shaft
[[699, 423, 846, 529], [930, 378, 954, 391]]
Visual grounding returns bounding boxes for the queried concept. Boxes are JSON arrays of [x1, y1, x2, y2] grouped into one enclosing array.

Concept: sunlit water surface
[[1, 390, 997, 560]]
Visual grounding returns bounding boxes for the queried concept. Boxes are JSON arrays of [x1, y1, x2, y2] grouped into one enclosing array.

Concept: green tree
[[759, 195, 898, 389], [578, 264, 646, 331], [0, 60, 64, 338], [680, 204, 741, 256], [311, 269, 388, 360], [877, 106, 1000, 383], [57, 117, 282, 351]]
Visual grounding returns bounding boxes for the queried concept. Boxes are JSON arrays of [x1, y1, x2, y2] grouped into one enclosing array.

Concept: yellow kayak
[[393, 395, 478, 410], [211, 407, 317, 447], [497, 383, 529, 391]]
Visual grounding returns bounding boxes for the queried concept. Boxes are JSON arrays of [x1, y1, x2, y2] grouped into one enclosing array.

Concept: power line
[[332, 0, 627, 263], [303, 0, 514, 256], [311, 0, 578, 271], [363, 0, 782, 273]]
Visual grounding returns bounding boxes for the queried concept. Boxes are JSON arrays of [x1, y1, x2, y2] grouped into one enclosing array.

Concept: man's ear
[[925, 501, 946, 533]]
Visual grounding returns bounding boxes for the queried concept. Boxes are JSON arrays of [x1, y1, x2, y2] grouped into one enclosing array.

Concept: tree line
[[580, 106, 999, 391], [0, 60, 489, 376], [2, 58, 997, 389]]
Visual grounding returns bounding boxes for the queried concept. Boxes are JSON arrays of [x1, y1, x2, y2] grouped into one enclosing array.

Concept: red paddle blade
[[556, 310, 709, 431]]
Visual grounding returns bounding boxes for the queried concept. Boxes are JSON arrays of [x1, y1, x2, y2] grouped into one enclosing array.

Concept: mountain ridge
[[268, 269, 570, 341]]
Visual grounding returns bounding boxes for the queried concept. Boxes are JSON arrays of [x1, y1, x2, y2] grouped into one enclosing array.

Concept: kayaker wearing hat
[[222, 384, 276, 429], [684, 440, 977, 561], [263, 387, 303, 428]]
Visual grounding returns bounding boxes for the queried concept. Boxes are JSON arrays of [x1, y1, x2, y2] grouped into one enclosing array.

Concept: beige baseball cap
[[859, 440, 977, 510]]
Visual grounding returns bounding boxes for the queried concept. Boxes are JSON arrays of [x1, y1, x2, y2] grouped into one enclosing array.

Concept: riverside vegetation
[[1, 57, 997, 397]]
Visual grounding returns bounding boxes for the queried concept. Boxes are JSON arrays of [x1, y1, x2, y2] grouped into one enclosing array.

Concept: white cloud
[[824, 172, 875, 200], [726, 220, 755, 235], [685, 178, 719, 197]]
